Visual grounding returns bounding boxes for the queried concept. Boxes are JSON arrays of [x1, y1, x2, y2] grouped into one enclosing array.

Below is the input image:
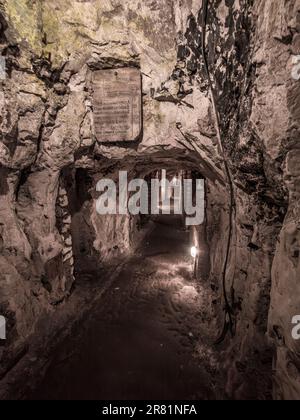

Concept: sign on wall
[[92, 68, 142, 143]]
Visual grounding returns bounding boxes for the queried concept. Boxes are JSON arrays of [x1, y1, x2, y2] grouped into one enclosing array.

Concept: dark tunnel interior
[[0, 0, 299, 402]]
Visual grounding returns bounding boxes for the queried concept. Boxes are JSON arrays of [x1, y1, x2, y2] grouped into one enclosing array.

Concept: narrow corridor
[[28, 216, 216, 400]]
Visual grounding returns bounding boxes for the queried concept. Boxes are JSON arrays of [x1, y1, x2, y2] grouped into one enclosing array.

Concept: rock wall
[[198, 0, 300, 399], [0, 0, 299, 399]]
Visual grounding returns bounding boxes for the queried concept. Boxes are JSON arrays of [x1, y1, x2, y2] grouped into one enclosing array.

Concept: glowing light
[[191, 246, 198, 259]]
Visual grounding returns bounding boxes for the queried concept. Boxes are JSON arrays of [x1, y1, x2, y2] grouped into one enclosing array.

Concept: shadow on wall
[[57, 167, 97, 281]]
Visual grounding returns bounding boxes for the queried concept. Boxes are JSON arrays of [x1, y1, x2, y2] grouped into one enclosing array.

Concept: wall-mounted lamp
[[191, 246, 198, 259], [191, 246, 199, 279]]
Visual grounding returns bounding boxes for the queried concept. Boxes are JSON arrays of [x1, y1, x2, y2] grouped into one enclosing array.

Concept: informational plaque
[[93, 68, 142, 143]]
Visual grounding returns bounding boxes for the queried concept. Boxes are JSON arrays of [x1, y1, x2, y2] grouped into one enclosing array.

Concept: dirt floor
[[1, 215, 222, 400]]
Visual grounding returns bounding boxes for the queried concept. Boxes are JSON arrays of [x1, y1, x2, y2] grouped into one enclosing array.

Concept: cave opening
[[56, 161, 211, 288], [28, 159, 221, 400]]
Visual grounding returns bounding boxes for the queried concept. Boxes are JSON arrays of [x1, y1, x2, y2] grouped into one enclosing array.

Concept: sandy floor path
[[29, 215, 216, 400]]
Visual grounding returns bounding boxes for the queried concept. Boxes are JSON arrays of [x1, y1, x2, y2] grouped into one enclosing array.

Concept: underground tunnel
[[0, 0, 300, 403]]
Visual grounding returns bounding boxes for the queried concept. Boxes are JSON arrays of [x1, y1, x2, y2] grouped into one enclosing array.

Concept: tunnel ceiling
[[0, 0, 223, 185]]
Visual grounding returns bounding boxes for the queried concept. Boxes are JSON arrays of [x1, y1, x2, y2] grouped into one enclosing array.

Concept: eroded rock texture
[[0, 0, 299, 399]]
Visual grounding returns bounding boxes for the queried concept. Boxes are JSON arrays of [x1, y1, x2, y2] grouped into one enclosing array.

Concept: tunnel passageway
[[28, 215, 216, 400], [0, 0, 296, 401]]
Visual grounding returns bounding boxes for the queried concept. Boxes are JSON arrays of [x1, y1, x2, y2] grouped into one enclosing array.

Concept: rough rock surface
[[0, 0, 299, 399]]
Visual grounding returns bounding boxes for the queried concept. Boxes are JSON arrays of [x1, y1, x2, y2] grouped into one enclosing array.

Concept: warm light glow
[[191, 246, 198, 259]]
